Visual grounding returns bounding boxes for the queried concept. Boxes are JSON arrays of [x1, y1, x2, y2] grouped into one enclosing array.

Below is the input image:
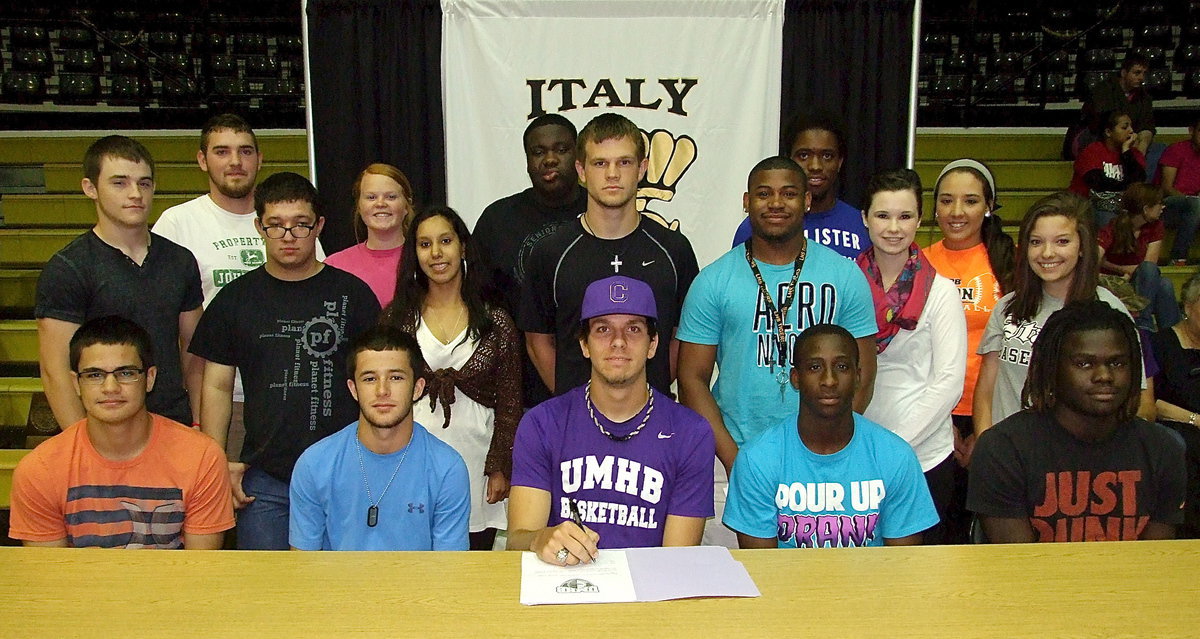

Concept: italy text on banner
[[441, 0, 784, 269]]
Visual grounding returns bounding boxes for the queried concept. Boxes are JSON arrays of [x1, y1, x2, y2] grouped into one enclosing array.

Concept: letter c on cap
[[609, 283, 628, 303]]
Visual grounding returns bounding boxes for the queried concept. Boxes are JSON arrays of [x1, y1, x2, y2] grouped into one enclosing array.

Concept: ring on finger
[[555, 548, 570, 562]]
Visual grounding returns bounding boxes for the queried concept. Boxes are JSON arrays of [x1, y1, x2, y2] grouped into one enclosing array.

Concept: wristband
[[1189, 413, 1197, 427]]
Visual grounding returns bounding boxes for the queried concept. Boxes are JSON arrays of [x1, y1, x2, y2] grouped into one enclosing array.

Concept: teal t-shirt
[[676, 241, 876, 445], [724, 413, 938, 547]]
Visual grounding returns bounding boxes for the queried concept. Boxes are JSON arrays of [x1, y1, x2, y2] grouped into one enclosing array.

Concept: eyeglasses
[[261, 223, 315, 239], [77, 368, 146, 385]]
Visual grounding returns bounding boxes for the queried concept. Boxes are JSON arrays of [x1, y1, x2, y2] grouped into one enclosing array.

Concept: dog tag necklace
[[356, 437, 410, 527], [745, 239, 807, 398]]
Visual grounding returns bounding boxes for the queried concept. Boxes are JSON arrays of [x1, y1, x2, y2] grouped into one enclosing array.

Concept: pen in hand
[[568, 498, 586, 532], [566, 498, 600, 562]]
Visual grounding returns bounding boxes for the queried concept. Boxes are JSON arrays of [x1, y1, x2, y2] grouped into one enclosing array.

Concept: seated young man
[[507, 276, 715, 565], [724, 324, 937, 548], [1157, 113, 1200, 266], [288, 325, 470, 551], [968, 301, 1186, 543], [9, 316, 233, 549]]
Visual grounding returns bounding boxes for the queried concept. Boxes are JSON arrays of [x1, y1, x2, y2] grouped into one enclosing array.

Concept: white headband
[[936, 159, 1000, 211]]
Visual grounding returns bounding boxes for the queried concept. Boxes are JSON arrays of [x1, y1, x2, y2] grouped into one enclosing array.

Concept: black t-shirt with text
[[189, 265, 381, 482], [968, 410, 1185, 542]]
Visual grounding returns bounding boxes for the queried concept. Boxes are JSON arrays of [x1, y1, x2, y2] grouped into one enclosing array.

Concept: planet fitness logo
[[301, 316, 342, 358]]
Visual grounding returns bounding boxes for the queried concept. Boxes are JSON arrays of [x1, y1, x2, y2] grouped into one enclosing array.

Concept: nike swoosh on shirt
[[657, 432, 673, 439], [642, 260, 655, 267]]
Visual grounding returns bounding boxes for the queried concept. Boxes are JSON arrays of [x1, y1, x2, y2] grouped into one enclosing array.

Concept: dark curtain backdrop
[[306, 0, 445, 254], [781, 0, 915, 209], [307, 0, 913, 249]]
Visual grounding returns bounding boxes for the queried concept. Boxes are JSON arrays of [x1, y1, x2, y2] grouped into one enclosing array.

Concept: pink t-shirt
[[1159, 140, 1200, 196], [323, 242, 402, 306]]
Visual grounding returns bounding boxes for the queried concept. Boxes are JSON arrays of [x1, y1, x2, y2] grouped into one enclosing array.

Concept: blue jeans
[[237, 467, 291, 550], [1145, 141, 1166, 187], [1163, 196, 1200, 262], [1132, 262, 1181, 332]]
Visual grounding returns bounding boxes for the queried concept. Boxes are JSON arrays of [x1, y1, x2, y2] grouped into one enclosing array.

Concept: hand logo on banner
[[636, 129, 697, 232]]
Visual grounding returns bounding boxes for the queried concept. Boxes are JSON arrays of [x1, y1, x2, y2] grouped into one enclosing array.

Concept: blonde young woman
[[325, 163, 414, 305]]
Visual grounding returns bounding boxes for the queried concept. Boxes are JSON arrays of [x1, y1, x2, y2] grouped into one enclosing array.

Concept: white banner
[[442, 0, 783, 268]]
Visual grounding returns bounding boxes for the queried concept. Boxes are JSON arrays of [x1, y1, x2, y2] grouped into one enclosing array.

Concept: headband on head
[[936, 159, 1001, 211]]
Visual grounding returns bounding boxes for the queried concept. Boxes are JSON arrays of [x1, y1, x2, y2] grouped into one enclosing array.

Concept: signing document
[[520, 545, 760, 605]]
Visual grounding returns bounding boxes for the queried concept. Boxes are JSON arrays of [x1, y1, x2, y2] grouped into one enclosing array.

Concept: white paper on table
[[520, 546, 760, 606], [520, 550, 637, 605]]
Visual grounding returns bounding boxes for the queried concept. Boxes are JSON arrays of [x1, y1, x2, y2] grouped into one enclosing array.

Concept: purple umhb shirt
[[512, 385, 716, 548]]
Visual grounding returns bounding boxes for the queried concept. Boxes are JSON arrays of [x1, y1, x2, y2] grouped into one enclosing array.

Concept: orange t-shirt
[[924, 241, 1003, 416], [9, 414, 234, 548]]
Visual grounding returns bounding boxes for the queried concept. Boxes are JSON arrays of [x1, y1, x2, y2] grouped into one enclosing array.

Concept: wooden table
[[1, 541, 1197, 638]]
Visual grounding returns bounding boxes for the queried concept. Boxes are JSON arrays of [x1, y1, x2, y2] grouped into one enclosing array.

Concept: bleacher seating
[[1078, 47, 1116, 71], [1000, 31, 1038, 54], [988, 51, 1023, 75], [1134, 24, 1173, 50], [1183, 23, 1200, 46], [1135, 3, 1168, 24], [0, 6, 306, 124], [1176, 44, 1200, 70], [917, 5, 1200, 123], [1040, 49, 1071, 73], [0, 133, 310, 448], [2, 72, 46, 104], [1086, 27, 1124, 50], [1131, 46, 1166, 69], [1183, 71, 1200, 98], [1074, 70, 1108, 98], [1145, 68, 1173, 99], [944, 52, 975, 75], [55, 74, 99, 105]]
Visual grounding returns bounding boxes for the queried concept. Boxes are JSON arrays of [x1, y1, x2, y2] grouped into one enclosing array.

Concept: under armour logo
[[408, 503, 425, 513]]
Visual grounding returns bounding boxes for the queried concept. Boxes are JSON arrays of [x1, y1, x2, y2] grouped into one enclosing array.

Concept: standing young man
[[10, 316, 233, 549], [154, 114, 326, 461], [153, 114, 266, 302], [289, 326, 470, 551], [475, 113, 587, 407], [190, 172, 380, 550], [968, 301, 1185, 542], [36, 135, 204, 428], [520, 113, 699, 396], [724, 324, 937, 548], [508, 276, 715, 565], [732, 112, 870, 259], [678, 157, 877, 545]]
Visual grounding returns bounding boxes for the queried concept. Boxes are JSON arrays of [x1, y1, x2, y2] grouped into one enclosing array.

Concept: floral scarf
[[855, 243, 936, 353]]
